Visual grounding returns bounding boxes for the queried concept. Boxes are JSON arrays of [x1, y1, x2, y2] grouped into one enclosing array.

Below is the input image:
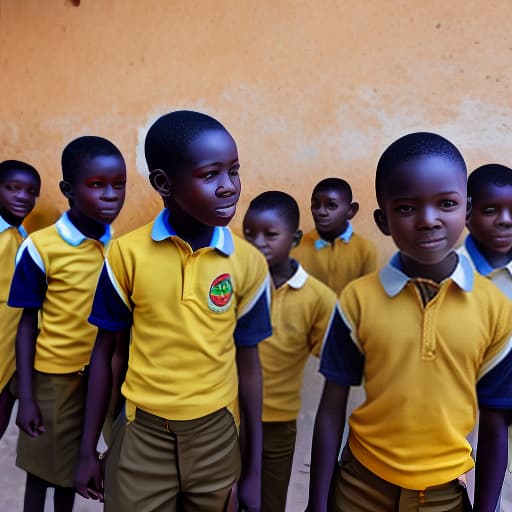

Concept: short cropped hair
[[247, 191, 300, 231], [468, 164, 512, 202], [312, 178, 352, 202], [0, 160, 41, 188], [145, 110, 228, 175], [61, 136, 124, 183], [375, 132, 466, 206]]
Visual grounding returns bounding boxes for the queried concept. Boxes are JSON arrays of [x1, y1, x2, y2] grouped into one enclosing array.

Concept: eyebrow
[[195, 159, 239, 170]]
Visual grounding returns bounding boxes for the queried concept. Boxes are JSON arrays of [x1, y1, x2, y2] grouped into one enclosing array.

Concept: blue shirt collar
[[464, 235, 499, 277], [0, 214, 27, 237], [56, 211, 112, 247], [314, 223, 353, 250], [151, 209, 234, 256], [379, 252, 474, 297]]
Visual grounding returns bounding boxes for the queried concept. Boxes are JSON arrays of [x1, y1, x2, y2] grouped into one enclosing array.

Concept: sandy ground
[[1, 357, 511, 511]]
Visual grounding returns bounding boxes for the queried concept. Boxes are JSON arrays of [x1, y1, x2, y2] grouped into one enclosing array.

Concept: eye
[[440, 199, 457, 209], [229, 164, 240, 176], [395, 204, 414, 214], [5, 184, 20, 191], [327, 202, 339, 210], [113, 181, 127, 189], [483, 206, 497, 215], [200, 170, 218, 180], [88, 181, 104, 188]]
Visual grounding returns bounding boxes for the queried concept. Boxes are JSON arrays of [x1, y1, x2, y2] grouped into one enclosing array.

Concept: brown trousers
[[105, 407, 240, 512], [331, 446, 473, 512], [261, 420, 297, 512]]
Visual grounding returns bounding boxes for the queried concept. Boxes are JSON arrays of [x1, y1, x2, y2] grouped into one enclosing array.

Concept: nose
[[216, 171, 238, 197], [314, 205, 328, 217], [497, 208, 512, 226], [417, 206, 441, 229], [252, 232, 267, 249], [15, 188, 31, 202], [101, 184, 118, 201]]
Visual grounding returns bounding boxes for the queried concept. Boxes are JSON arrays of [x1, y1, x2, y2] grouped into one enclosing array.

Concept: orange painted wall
[[2, 0, 512, 261]]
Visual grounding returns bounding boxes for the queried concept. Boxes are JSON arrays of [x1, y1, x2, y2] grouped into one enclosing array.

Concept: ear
[[59, 180, 73, 200], [347, 202, 359, 220], [149, 169, 171, 197], [465, 197, 472, 222], [292, 229, 303, 248], [374, 208, 391, 236]]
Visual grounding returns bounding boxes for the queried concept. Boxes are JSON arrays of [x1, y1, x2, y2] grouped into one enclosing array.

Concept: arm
[[74, 327, 129, 500], [307, 381, 349, 512], [236, 345, 263, 512], [473, 407, 508, 512], [15, 307, 43, 437]]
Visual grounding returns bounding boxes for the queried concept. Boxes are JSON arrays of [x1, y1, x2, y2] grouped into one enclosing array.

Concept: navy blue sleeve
[[477, 349, 512, 410], [89, 264, 133, 332], [8, 242, 47, 308], [234, 284, 272, 347], [319, 305, 364, 386]]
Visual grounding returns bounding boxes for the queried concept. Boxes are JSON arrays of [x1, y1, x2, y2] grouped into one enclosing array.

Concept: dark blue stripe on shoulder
[[319, 307, 364, 386], [478, 349, 512, 409], [234, 290, 272, 347], [89, 265, 133, 332], [8, 249, 47, 308]]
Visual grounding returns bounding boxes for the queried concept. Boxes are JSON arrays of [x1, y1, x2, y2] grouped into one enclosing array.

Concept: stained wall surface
[[2, 0, 512, 259]]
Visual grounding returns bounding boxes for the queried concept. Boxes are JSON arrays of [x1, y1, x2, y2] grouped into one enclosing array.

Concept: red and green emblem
[[208, 273, 233, 312]]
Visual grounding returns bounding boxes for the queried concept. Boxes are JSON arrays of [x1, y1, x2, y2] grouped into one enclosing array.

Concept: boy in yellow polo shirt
[[74, 111, 271, 512], [308, 133, 512, 512], [8, 136, 126, 512], [0, 160, 40, 440], [243, 191, 340, 512], [292, 177, 377, 296], [458, 163, 512, 511]]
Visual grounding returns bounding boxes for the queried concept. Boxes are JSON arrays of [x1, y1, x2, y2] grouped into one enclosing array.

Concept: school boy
[[243, 191, 340, 511], [0, 160, 40, 440], [8, 136, 126, 512], [292, 177, 377, 296], [307, 132, 512, 512], [459, 163, 512, 510], [74, 110, 272, 512]]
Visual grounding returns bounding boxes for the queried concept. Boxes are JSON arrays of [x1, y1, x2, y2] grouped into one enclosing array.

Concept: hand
[[16, 398, 45, 437], [237, 471, 261, 512], [74, 452, 104, 501]]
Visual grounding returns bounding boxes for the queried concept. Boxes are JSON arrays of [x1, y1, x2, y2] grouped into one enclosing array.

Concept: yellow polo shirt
[[89, 209, 272, 421], [0, 216, 27, 391], [292, 225, 377, 295], [8, 212, 111, 373], [261, 263, 338, 422], [320, 253, 512, 489]]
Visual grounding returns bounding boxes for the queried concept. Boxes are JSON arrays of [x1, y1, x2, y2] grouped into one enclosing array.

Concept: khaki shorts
[[261, 420, 297, 512], [331, 446, 472, 512], [13, 369, 87, 488], [105, 406, 241, 512]]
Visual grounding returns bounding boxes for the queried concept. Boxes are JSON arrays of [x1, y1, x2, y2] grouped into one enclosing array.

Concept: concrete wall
[[2, 0, 512, 260]]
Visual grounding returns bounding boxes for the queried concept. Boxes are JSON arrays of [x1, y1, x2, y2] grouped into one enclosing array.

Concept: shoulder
[[231, 232, 267, 266], [112, 221, 154, 249], [302, 273, 337, 303], [340, 271, 382, 302], [350, 232, 377, 251]]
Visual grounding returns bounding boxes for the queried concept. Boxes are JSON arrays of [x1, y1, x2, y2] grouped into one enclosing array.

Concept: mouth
[[9, 204, 31, 215], [215, 202, 237, 216], [416, 237, 446, 249], [491, 233, 512, 245], [99, 208, 120, 217], [314, 218, 330, 226]]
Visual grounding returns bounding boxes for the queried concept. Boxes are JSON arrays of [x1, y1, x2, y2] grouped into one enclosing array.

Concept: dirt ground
[[1, 357, 511, 511]]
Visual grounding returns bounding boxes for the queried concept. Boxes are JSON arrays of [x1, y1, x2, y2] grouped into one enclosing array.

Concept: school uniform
[[320, 253, 512, 511], [8, 211, 111, 487], [0, 215, 27, 394], [291, 223, 377, 296], [88, 209, 272, 512], [260, 263, 338, 511], [459, 235, 512, 512]]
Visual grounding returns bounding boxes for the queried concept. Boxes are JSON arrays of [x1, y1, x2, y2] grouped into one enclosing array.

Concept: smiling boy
[[308, 133, 512, 512]]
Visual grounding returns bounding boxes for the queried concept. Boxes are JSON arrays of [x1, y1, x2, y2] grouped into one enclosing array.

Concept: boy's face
[[376, 155, 467, 267], [0, 169, 40, 225], [311, 188, 356, 240], [467, 184, 512, 259], [66, 155, 126, 225], [163, 129, 240, 227], [243, 208, 297, 271]]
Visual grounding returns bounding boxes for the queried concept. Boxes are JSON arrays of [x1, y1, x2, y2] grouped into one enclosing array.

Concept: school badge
[[208, 273, 233, 313]]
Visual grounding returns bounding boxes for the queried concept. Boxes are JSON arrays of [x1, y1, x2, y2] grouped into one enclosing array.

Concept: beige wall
[[2, 0, 512, 260]]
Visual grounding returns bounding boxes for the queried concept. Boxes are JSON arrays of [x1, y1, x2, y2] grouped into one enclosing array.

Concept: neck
[[67, 210, 106, 241], [318, 222, 348, 242], [473, 239, 512, 269], [270, 258, 296, 288], [399, 251, 458, 283], [0, 210, 23, 227], [166, 209, 214, 252]]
